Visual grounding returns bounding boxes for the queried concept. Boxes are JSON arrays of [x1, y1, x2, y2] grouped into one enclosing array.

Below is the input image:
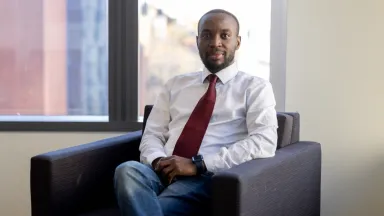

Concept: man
[[114, 9, 278, 216]]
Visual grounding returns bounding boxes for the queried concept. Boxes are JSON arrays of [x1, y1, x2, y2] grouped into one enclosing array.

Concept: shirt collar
[[201, 62, 239, 84]]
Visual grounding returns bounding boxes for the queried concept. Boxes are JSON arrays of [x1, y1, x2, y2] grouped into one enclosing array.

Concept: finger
[[157, 158, 173, 171], [161, 156, 174, 161], [154, 158, 163, 171], [162, 164, 175, 176], [168, 169, 178, 184]]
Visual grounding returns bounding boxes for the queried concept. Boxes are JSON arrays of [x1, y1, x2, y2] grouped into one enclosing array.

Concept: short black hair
[[197, 9, 240, 35]]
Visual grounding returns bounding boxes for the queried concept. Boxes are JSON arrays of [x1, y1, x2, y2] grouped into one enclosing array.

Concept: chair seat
[[77, 207, 119, 216]]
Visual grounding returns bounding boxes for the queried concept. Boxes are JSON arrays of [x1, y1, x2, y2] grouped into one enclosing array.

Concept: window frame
[[0, 0, 286, 132]]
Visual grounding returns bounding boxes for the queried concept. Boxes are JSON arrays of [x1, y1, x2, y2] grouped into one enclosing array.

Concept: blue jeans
[[114, 161, 212, 216]]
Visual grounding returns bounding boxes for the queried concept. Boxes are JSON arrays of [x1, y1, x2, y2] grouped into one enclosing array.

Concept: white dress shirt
[[139, 62, 278, 173]]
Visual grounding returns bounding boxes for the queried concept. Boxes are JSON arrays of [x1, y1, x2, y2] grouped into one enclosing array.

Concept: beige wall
[[1, 0, 384, 216], [0, 132, 121, 216], [286, 0, 384, 215]]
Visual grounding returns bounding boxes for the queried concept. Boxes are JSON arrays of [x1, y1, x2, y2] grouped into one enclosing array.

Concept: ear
[[236, 36, 241, 50], [196, 35, 199, 46]]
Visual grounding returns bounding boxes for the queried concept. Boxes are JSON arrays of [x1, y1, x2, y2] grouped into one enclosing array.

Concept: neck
[[208, 61, 235, 74]]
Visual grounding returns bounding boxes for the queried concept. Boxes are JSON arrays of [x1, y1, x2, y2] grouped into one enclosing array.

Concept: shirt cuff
[[146, 152, 167, 166], [203, 153, 221, 173]]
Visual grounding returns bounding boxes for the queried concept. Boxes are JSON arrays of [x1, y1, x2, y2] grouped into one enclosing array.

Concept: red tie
[[172, 74, 218, 158]]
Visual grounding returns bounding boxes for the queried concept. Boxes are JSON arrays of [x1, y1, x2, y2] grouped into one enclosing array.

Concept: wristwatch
[[192, 155, 207, 175]]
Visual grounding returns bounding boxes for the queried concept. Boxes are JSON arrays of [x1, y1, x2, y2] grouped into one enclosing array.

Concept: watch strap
[[195, 160, 204, 175], [192, 155, 206, 175]]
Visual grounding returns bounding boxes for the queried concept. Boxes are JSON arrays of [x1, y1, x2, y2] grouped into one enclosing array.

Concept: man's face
[[197, 13, 241, 73]]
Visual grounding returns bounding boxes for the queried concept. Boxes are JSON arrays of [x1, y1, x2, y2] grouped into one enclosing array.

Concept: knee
[[114, 161, 143, 182], [114, 161, 147, 195]]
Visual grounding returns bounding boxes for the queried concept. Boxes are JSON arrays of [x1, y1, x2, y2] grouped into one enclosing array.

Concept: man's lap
[[118, 161, 212, 215], [159, 174, 212, 215]]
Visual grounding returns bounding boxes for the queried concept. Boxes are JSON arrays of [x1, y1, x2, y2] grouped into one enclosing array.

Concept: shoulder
[[163, 71, 202, 89], [235, 72, 276, 109], [171, 71, 201, 81], [236, 72, 275, 107], [236, 71, 272, 90]]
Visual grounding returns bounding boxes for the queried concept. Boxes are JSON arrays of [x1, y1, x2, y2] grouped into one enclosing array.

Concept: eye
[[221, 33, 230, 39], [200, 33, 210, 39]]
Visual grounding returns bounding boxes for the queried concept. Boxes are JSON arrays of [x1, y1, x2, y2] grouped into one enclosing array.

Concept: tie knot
[[207, 74, 218, 84]]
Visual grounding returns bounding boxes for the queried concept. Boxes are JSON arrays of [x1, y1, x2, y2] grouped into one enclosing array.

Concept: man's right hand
[[152, 157, 164, 170]]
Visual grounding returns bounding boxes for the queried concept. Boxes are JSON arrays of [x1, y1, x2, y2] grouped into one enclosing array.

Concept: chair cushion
[[277, 113, 294, 148], [77, 207, 120, 216]]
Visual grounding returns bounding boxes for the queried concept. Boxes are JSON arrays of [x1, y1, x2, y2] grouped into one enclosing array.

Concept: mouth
[[207, 51, 225, 61]]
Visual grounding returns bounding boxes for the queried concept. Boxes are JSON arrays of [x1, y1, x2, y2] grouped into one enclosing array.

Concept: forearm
[[139, 138, 167, 165], [139, 111, 169, 165], [203, 131, 277, 173], [139, 78, 173, 165], [204, 98, 278, 173]]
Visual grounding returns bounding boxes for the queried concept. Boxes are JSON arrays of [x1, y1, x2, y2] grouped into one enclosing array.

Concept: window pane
[[138, 0, 271, 116], [0, 0, 108, 116]]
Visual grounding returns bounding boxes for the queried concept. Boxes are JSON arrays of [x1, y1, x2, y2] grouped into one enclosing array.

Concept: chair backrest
[[143, 105, 300, 149]]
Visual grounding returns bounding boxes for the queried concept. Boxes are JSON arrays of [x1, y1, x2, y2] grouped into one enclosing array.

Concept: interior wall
[[0, 132, 121, 216], [286, 0, 384, 215]]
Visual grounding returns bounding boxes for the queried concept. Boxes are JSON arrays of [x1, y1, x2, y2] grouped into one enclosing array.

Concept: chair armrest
[[30, 131, 142, 216], [211, 141, 321, 216]]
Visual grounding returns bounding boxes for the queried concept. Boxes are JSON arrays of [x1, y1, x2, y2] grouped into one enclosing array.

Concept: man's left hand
[[155, 155, 197, 184]]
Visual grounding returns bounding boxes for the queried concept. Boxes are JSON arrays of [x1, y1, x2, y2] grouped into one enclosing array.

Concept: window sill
[[0, 119, 143, 132]]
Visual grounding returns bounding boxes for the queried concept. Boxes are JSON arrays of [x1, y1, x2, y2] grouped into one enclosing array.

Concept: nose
[[209, 35, 222, 47]]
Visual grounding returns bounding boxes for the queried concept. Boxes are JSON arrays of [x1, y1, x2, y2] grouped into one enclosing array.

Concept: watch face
[[193, 155, 203, 162]]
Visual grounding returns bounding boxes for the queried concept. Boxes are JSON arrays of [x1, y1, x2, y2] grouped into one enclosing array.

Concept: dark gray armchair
[[30, 105, 321, 216]]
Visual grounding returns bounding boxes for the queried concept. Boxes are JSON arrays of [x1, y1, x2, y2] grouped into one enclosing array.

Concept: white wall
[[286, 0, 384, 215], [0, 132, 121, 216], [1, 0, 384, 216]]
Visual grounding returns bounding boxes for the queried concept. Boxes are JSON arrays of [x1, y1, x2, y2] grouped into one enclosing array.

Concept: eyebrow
[[200, 29, 211, 33], [200, 29, 232, 33]]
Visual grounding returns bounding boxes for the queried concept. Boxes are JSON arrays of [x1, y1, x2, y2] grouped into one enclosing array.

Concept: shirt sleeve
[[203, 81, 278, 173], [139, 79, 174, 166]]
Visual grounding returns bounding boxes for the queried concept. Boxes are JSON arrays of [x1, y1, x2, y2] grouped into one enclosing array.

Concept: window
[[0, 0, 286, 131], [0, 0, 108, 120], [138, 0, 272, 117]]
